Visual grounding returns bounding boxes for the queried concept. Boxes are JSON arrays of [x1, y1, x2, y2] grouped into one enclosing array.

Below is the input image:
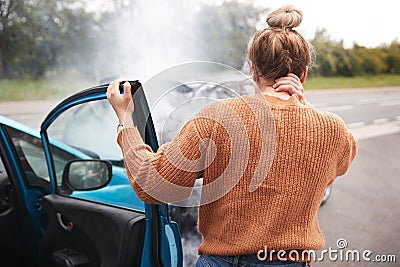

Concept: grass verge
[[0, 78, 95, 102], [1, 74, 400, 101], [305, 74, 400, 89]]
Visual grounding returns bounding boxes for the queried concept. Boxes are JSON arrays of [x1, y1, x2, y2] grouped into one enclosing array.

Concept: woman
[[107, 5, 357, 267]]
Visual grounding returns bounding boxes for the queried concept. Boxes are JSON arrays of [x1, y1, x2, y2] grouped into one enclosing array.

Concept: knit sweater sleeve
[[117, 116, 209, 204], [336, 118, 358, 177]]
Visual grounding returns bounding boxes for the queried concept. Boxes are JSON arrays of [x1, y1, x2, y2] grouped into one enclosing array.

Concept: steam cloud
[[92, 0, 204, 83], [88, 1, 212, 266]]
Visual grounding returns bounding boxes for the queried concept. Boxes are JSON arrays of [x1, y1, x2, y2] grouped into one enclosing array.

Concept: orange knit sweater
[[117, 94, 358, 257]]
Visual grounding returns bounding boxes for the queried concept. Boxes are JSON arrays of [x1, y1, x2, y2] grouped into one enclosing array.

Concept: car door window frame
[[39, 82, 182, 267], [2, 125, 51, 190]]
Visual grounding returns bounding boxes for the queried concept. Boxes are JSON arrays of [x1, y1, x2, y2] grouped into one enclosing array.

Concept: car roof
[[0, 115, 40, 137], [0, 115, 92, 159]]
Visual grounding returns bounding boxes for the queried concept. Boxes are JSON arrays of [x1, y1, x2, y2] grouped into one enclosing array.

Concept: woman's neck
[[256, 79, 291, 100]]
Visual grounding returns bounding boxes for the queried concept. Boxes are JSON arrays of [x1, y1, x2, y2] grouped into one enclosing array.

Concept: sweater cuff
[[117, 125, 143, 149]]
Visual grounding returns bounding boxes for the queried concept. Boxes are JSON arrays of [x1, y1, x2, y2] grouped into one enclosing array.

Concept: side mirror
[[62, 160, 112, 191]]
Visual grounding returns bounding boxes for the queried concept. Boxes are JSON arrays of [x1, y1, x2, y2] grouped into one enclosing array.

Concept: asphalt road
[[306, 87, 400, 267], [0, 87, 399, 266], [0, 100, 60, 130]]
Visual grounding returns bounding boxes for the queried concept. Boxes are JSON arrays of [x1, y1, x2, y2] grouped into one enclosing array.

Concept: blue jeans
[[196, 255, 309, 267]]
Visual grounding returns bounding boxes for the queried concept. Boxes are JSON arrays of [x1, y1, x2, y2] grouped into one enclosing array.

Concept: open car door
[[35, 81, 182, 267]]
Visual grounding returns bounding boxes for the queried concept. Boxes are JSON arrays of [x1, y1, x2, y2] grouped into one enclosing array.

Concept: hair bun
[[266, 5, 303, 30]]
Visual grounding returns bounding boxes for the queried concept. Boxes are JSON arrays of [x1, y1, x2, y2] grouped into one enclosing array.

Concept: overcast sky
[[258, 0, 399, 47], [88, 0, 399, 48]]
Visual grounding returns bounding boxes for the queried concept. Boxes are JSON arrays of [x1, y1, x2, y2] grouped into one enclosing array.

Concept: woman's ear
[[300, 67, 308, 84]]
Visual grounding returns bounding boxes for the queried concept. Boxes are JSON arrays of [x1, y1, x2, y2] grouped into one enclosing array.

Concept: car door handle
[[56, 213, 74, 232], [35, 193, 44, 210]]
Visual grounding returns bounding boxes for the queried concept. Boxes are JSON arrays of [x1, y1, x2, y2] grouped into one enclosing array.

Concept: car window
[[0, 155, 9, 187], [46, 99, 144, 211], [5, 126, 51, 188], [0, 155, 11, 215], [47, 99, 122, 179], [4, 126, 78, 188]]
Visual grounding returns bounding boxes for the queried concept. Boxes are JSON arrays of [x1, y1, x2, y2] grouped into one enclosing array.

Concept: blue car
[[0, 81, 182, 267]]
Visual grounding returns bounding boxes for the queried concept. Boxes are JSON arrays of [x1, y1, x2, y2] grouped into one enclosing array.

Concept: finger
[[274, 79, 304, 92], [274, 79, 300, 90], [107, 79, 122, 96], [287, 73, 300, 81], [275, 73, 299, 80], [291, 93, 305, 105], [275, 76, 300, 86], [285, 73, 301, 84], [288, 74, 305, 92], [276, 73, 301, 83], [274, 83, 306, 105], [274, 80, 297, 91], [123, 81, 132, 98], [275, 84, 296, 95], [275, 83, 304, 101]]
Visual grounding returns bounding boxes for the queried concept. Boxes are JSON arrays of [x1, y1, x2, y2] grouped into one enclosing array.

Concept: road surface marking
[[351, 120, 400, 141], [359, 99, 376, 105], [347, 122, 366, 129], [312, 103, 328, 109], [373, 118, 390, 124], [380, 100, 400, 106], [319, 105, 354, 112]]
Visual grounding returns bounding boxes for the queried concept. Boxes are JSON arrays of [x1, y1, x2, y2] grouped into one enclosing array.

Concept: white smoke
[[86, 2, 209, 266], [91, 0, 204, 83]]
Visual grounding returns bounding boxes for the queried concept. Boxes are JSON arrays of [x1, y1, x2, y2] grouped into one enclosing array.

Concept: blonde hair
[[248, 5, 314, 81]]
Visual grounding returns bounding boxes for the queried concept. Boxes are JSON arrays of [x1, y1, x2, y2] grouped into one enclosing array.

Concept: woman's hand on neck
[[255, 76, 291, 100]]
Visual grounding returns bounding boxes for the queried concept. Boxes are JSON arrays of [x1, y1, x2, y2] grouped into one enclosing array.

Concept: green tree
[[310, 29, 353, 76], [351, 44, 388, 75], [0, 0, 97, 79], [310, 29, 393, 77], [383, 40, 400, 74], [195, 1, 267, 70], [0, 0, 29, 78], [310, 29, 336, 76]]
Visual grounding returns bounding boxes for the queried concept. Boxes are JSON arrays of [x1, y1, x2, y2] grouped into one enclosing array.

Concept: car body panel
[[0, 123, 49, 254]]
